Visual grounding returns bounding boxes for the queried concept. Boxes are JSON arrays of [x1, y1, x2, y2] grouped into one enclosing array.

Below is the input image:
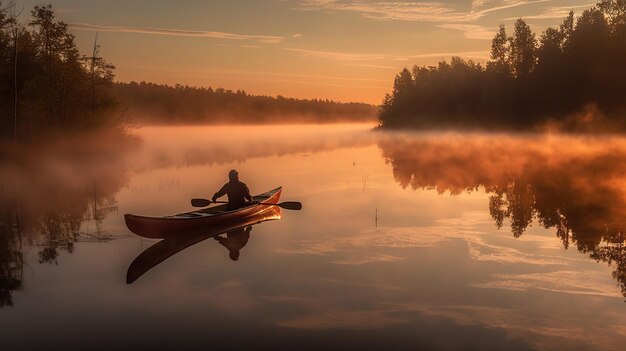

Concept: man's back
[[213, 180, 251, 209]]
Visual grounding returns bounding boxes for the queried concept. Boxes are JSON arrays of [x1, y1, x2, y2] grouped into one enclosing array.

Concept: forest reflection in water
[[0, 130, 137, 306], [0, 124, 372, 307], [379, 132, 626, 296], [2, 124, 626, 313]]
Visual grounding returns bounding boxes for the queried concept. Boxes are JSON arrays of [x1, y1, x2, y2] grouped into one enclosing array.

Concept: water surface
[[1, 124, 625, 350]]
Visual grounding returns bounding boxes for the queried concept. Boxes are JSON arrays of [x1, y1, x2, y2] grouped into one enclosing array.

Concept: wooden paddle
[[191, 198, 302, 210]]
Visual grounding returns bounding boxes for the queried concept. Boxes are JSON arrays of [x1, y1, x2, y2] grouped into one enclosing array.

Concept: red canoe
[[124, 187, 282, 238], [126, 206, 282, 283]]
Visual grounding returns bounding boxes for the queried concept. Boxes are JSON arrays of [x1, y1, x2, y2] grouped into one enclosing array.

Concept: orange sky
[[20, 0, 597, 103]]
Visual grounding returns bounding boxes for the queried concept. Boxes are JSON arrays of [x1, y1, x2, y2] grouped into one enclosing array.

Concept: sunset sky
[[17, 0, 595, 103]]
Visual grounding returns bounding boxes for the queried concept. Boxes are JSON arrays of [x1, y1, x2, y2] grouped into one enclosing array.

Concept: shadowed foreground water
[[1, 124, 625, 351]]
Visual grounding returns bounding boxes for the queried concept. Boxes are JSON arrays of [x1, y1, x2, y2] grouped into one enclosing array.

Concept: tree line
[[0, 3, 376, 143], [0, 3, 118, 142], [379, 0, 626, 131], [114, 82, 377, 124]]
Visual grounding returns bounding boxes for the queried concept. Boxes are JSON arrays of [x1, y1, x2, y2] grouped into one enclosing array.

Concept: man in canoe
[[212, 169, 255, 210]]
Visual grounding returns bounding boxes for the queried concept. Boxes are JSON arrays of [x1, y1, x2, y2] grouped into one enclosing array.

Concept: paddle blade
[[191, 198, 212, 207], [278, 201, 302, 210]]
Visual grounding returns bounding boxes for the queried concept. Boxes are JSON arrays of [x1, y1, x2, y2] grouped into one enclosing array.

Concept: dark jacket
[[213, 181, 251, 209]]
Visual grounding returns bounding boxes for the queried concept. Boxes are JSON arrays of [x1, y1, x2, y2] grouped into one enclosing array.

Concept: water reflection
[[0, 131, 137, 306], [379, 132, 626, 296], [0, 204, 22, 307], [1, 125, 626, 350], [0, 125, 372, 308], [215, 226, 253, 261], [126, 207, 282, 283]]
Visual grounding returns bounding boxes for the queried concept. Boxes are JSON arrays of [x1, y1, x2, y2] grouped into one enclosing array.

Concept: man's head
[[228, 169, 239, 182], [229, 251, 240, 261]]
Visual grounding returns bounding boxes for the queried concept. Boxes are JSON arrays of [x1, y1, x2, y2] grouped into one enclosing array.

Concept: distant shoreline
[[115, 81, 379, 125]]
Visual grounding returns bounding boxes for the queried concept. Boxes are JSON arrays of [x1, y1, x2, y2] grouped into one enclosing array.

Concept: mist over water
[[1, 124, 626, 350]]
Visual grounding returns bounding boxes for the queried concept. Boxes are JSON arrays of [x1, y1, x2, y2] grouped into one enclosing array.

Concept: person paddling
[[212, 170, 254, 210]]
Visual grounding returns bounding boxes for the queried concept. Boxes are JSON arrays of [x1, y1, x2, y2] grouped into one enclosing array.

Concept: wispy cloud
[[278, 309, 408, 329], [332, 254, 405, 265], [502, 3, 594, 20], [473, 271, 623, 298], [299, 0, 463, 21], [275, 222, 575, 267], [471, 0, 494, 8], [286, 47, 491, 63], [218, 43, 262, 49], [471, 0, 551, 16], [298, 0, 552, 22], [402, 303, 624, 351], [348, 63, 398, 69], [68, 23, 285, 44], [285, 47, 387, 61], [438, 24, 495, 39], [409, 50, 491, 60]]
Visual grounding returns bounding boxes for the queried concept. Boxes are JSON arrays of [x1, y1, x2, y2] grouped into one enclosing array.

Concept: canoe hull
[[124, 187, 282, 238], [126, 206, 282, 283]]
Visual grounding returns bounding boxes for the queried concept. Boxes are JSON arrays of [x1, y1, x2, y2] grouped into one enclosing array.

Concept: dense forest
[[114, 82, 377, 124], [379, 0, 626, 131], [0, 4, 376, 144], [0, 3, 118, 142]]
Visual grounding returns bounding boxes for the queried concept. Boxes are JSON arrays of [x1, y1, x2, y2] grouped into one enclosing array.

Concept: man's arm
[[212, 184, 227, 202], [243, 184, 252, 201]]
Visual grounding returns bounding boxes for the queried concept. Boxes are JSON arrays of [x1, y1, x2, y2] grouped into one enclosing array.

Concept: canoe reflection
[[126, 206, 282, 284]]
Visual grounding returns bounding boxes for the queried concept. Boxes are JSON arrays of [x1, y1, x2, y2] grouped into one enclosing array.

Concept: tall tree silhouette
[[0, 4, 119, 142], [488, 24, 511, 75], [598, 0, 626, 30], [379, 2, 626, 131]]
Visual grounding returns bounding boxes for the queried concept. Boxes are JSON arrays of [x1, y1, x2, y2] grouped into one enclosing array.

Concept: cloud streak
[[285, 47, 387, 61], [275, 220, 576, 268], [278, 309, 408, 329], [473, 271, 623, 298], [502, 3, 594, 20], [409, 50, 491, 59], [68, 23, 286, 44], [470, 0, 552, 17], [286, 47, 491, 63], [438, 24, 496, 40], [298, 0, 552, 23]]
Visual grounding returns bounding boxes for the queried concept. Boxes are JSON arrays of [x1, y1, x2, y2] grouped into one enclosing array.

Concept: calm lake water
[[1, 124, 626, 350]]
